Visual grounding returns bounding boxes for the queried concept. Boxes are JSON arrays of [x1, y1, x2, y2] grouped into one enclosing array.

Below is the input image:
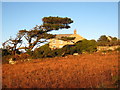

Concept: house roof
[[55, 34, 72, 39], [52, 29, 85, 42]]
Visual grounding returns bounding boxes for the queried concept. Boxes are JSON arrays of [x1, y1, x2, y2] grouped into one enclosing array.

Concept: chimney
[[74, 29, 77, 34]]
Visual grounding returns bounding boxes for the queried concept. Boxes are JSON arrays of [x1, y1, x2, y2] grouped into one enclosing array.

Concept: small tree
[[2, 32, 24, 55], [109, 37, 118, 46], [97, 35, 110, 46], [97, 35, 119, 46]]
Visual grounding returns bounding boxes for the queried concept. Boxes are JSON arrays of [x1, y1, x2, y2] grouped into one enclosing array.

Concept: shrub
[[62, 45, 71, 55], [19, 53, 30, 59], [2, 55, 12, 64], [33, 44, 52, 58], [2, 49, 11, 56], [61, 45, 75, 56], [97, 35, 119, 46], [26, 50, 33, 56], [12, 54, 20, 61], [101, 50, 107, 53], [106, 49, 113, 52], [115, 47, 120, 51], [75, 39, 97, 54], [55, 49, 64, 56], [47, 49, 58, 57]]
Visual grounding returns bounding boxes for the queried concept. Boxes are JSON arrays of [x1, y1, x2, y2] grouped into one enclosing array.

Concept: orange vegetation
[[2, 51, 119, 88]]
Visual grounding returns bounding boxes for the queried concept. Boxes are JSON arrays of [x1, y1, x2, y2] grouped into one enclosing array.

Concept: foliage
[[20, 53, 30, 59], [106, 49, 112, 52], [97, 35, 119, 46], [2, 49, 11, 56], [46, 49, 62, 57], [42, 16, 73, 31], [97, 35, 110, 46], [115, 47, 120, 51], [75, 39, 97, 53], [2, 55, 11, 64], [61, 45, 76, 56], [33, 44, 52, 58], [18, 28, 55, 51], [12, 54, 20, 61], [97, 35, 110, 42], [2, 32, 24, 55]]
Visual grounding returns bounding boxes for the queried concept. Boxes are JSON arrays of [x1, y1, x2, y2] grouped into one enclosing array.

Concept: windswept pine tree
[[3, 16, 73, 55]]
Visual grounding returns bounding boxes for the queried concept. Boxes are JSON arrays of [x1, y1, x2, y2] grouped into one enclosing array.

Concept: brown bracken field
[[2, 51, 119, 88]]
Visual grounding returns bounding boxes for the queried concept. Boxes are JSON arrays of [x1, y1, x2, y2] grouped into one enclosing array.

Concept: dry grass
[[2, 51, 119, 88]]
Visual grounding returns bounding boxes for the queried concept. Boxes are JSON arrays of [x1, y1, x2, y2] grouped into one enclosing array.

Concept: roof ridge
[[56, 34, 70, 35]]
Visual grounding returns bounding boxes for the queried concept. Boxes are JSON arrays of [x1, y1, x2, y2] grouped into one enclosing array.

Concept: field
[[2, 51, 119, 88]]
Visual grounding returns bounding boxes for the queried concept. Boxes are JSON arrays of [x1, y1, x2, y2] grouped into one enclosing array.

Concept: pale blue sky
[[2, 2, 118, 46]]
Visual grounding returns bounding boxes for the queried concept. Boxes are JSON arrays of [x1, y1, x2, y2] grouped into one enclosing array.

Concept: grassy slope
[[2, 51, 119, 88]]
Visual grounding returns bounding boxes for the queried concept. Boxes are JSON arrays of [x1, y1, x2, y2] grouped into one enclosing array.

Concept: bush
[[106, 49, 113, 52], [47, 49, 59, 57], [97, 35, 119, 46], [19, 53, 30, 60], [75, 39, 97, 54], [64, 45, 76, 55], [2, 49, 11, 56], [26, 50, 33, 56], [12, 54, 20, 61], [101, 50, 107, 53], [115, 47, 120, 51], [2, 55, 12, 64], [33, 44, 52, 58]]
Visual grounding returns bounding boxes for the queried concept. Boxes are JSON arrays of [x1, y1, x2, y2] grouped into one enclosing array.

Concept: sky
[[2, 2, 118, 47]]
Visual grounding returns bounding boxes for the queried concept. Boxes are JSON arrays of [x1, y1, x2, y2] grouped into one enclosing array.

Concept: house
[[49, 29, 85, 49]]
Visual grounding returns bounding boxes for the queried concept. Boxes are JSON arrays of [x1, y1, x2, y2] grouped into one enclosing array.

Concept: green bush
[[47, 49, 60, 57], [33, 44, 52, 58], [75, 39, 97, 54], [2, 49, 11, 56], [97, 35, 119, 46], [101, 50, 107, 53], [61, 45, 76, 56]]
